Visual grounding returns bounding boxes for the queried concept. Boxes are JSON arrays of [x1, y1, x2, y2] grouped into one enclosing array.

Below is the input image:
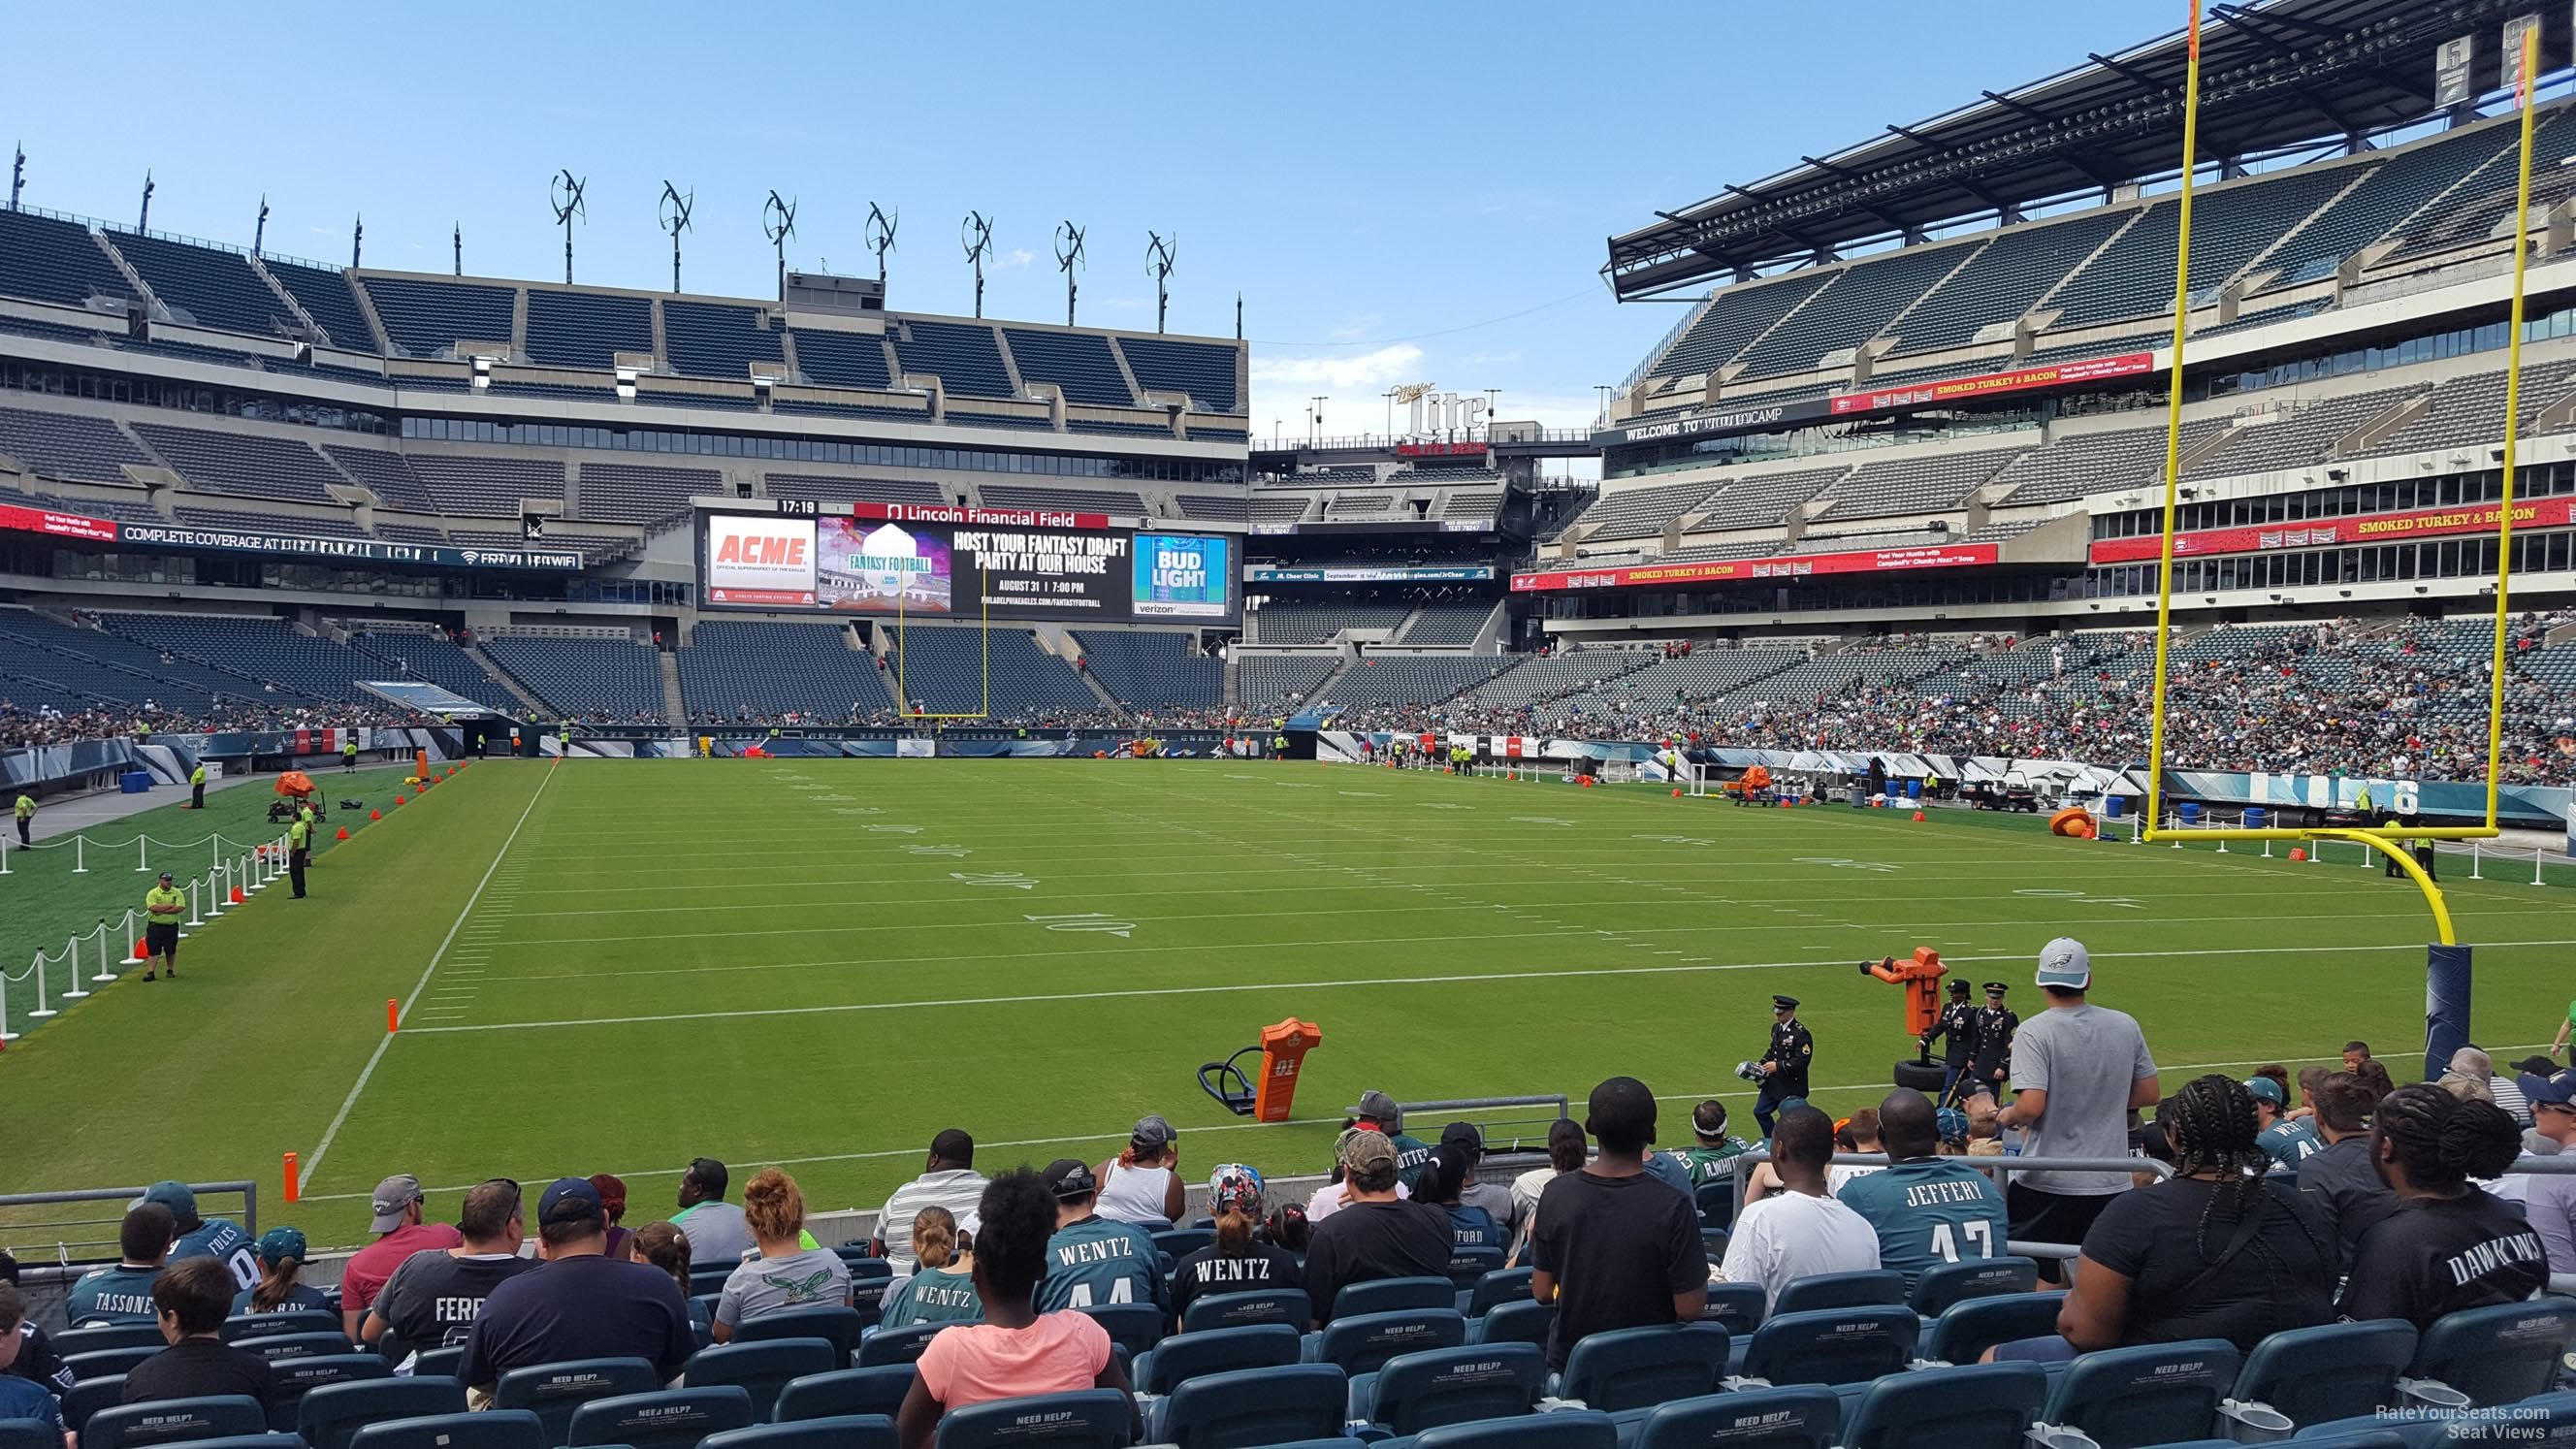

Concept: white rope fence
[[2145, 807, 2564, 884], [0, 830, 290, 1044]]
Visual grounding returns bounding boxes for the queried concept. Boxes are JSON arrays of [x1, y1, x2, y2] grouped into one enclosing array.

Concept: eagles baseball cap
[[1337, 1128, 1397, 1175], [1043, 1159, 1100, 1200], [535, 1176, 604, 1227], [1439, 1122, 1484, 1157], [1131, 1115, 1175, 1150], [2521, 1068, 2576, 1109], [2035, 938, 2092, 990], [256, 1227, 307, 1266], [2243, 1076, 2287, 1107], [369, 1175, 425, 1233], [137, 1180, 197, 1220], [1347, 1090, 1403, 1133]]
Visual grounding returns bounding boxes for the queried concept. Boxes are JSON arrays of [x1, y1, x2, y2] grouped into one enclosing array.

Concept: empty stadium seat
[[58, 1378, 124, 1435], [1379, 1410, 1617, 1448], [930, 1388, 1132, 1447], [133, 1433, 303, 1449], [703, 1415, 897, 1449], [1921, 1291, 2064, 1367], [51, 1326, 163, 1357], [347, 1411, 545, 1449], [685, 1339, 839, 1420], [1070, 631, 1220, 708], [734, 1307, 864, 1362], [237, 1332, 352, 1363], [83, 1397, 269, 1449], [65, 1346, 159, 1380], [2036, 1339, 2240, 1449], [221, 1309, 341, 1341], [2403, 1299, 2576, 1407], [1306, 1309, 1468, 1376], [298, 1377, 469, 1449], [1470, 1301, 1553, 1350], [1554, 1323, 1729, 1412], [1074, 1305, 1165, 1362], [884, 626, 1098, 718], [480, 634, 665, 721], [1843, 1359, 2046, 1449], [1336, 1279, 1463, 1323], [1908, 1257, 2039, 1315], [1132, 1324, 1300, 1397], [1770, 1271, 1906, 1317], [1700, 1282, 1766, 1338], [1735, 1306, 1918, 1388], [494, 1358, 662, 1445], [0, 1422, 65, 1449], [2227, 1321, 2419, 1432], [408, 1348, 463, 1381], [1115, 338, 1238, 412], [771, 1366, 914, 1424], [1151, 1364, 1346, 1449], [566, 1387, 756, 1449], [260, 1354, 392, 1432], [1623, 1386, 1840, 1449], [1351, 1340, 1546, 1434], [1464, 1269, 1533, 1319], [1179, 1289, 1307, 1335], [855, 1322, 950, 1367]]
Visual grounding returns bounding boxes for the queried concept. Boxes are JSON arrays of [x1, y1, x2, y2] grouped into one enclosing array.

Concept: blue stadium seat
[[1909, 1257, 2038, 1315], [1336, 1277, 1460, 1320], [260, 1353, 391, 1432], [409, 1348, 464, 1381], [771, 1366, 914, 1424], [1624, 1386, 1841, 1449], [703, 1415, 897, 1449], [1555, 1323, 1728, 1411], [2034, 1339, 2241, 1449], [735, 1306, 864, 1361], [1701, 1227, 1730, 1262], [348, 1411, 546, 1449], [1306, 1309, 1468, 1376], [1465, 1269, 1532, 1319], [566, 1387, 756, 1449], [65, 1346, 159, 1380], [1470, 1301, 1552, 1350], [131, 1433, 304, 1449], [843, 1275, 891, 1332], [931, 1388, 1132, 1448], [299, 1376, 468, 1449], [1132, 1324, 1300, 1397], [1149, 1228, 1213, 1261], [1737, 1306, 1918, 1388], [1377, 1410, 1616, 1449], [494, 1358, 662, 1445], [855, 1322, 953, 1367], [1151, 1365, 1346, 1449], [83, 1396, 269, 1449], [1770, 1271, 1906, 1316], [61, 1378, 127, 1433], [1180, 1289, 1306, 1335], [1922, 1291, 2064, 1366], [1444, 1247, 1506, 1291], [685, 1339, 840, 1420], [51, 1326, 164, 1357], [0, 1421, 66, 1449], [2405, 1299, 2576, 1407], [1692, 1182, 1736, 1231], [2287, 1412, 2469, 1449], [237, 1332, 354, 1363], [1350, 1341, 1545, 1434], [1843, 1360, 2045, 1449], [1699, 1281, 1767, 1338], [1075, 1304, 1165, 1361], [2228, 1321, 2419, 1432], [221, 1309, 342, 1341]]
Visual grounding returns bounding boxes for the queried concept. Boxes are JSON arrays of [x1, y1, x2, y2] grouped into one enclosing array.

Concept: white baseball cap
[[2035, 937, 2092, 990]]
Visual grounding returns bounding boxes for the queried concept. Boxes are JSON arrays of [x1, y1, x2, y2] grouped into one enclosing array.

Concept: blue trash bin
[[1908, 780, 1922, 800], [2244, 807, 2267, 830], [2103, 796, 2125, 820], [118, 771, 152, 794], [2177, 802, 2201, 825]]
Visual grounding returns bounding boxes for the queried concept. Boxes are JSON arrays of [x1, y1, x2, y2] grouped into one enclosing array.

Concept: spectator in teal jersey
[[1675, 1101, 1755, 1188], [232, 1229, 329, 1316], [143, 1182, 254, 1294], [65, 1205, 173, 1326], [2247, 1077, 2323, 1170], [1835, 1090, 2009, 1290], [1034, 1160, 1164, 1312], [879, 1208, 982, 1331]]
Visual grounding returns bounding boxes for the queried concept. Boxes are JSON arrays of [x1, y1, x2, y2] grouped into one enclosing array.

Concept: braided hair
[[2158, 1075, 2331, 1288], [2371, 1082, 2524, 1196]]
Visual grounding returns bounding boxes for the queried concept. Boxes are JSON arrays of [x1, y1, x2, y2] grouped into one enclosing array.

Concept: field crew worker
[[13, 792, 30, 850], [1754, 994, 1813, 1139], [1272, 732, 1287, 758], [144, 871, 186, 981], [1920, 979, 1980, 1105], [188, 760, 208, 810], [1969, 982, 2018, 1098], [343, 738, 360, 772], [286, 811, 311, 899]]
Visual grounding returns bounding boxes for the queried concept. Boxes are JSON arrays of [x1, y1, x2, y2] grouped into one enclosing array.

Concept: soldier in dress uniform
[[1755, 993, 1814, 1139], [1921, 978, 1981, 1107], [1968, 982, 2019, 1100]]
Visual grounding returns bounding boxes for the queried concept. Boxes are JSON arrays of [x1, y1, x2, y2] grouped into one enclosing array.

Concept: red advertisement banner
[[2087, 498, 2576, 564], [1511, 542, 2000, 593], [1396, 441, 1488, 458], [0, 502, 119, 543], [845, 500, 1114, 531], [1829, 351, 2155, 416]]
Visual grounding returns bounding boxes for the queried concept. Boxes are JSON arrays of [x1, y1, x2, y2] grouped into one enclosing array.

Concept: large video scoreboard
[[698, 501, 1239, 626]]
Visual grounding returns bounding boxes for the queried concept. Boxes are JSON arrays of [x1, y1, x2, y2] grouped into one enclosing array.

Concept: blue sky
[[5, 2, 2173, 438]]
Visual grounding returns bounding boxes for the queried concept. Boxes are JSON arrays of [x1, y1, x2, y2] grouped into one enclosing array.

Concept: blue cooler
[[1907, 779, 1922, 800], [2244, 807, 2267, 830], [118, 771, 152, 793], [2103, 796, 2124, 820], [2178, 802, 2201, 825]]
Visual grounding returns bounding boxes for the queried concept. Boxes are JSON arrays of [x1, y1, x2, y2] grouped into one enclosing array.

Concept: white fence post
[[27, 941, 67, 1018], [71, 835, 86, 874], [60, 929, 91, 1000], [135, 836, 148, 874], [186, 881, 204, 928], [2472, 841, 2484, 881]]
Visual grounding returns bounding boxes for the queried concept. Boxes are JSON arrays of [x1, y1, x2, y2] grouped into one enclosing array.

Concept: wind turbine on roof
[[763, 190, 798, 299], [1146, 231, 1176, 335], [1054, 219, 1086, 327], [549, 169, 587, 285], [961, 210, 994, 318], [865, 202, 898, 290], [659, 181, 693, 294]]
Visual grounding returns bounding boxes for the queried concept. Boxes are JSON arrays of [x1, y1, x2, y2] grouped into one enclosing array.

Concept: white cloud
[[1249, 342, 1424, 391], [994, 247, 1037, 272]]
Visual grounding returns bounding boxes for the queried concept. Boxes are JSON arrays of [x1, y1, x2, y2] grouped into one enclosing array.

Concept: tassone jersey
[[1036, 1216, 1163, 1310]]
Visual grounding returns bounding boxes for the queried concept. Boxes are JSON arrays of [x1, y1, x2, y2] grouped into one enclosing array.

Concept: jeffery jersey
[[1834, 1161, 2010, 1287]]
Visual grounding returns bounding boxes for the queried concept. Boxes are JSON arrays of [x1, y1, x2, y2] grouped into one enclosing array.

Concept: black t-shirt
[[1303, 1199, 1455, 1328], [121, 1338, 274, 1404], [2297, 1135, 2398, 1269], [1170, 1242, 1304, 1327], [2080, 1176, 2334, 1351], [5, 1324, 73, 1397], [373, 1250, 544, 1358], [455, 1253, 695, 1389], [1530, 1169, 1705, 1369], [2336, 1189, 2552, 1330]]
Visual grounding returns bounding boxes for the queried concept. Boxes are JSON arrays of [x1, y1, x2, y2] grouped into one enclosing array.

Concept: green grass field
[[5, 756, 2573, 1255]]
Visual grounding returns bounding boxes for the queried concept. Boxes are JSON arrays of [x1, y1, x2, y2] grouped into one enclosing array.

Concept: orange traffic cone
[[369, 809, 380, 820], [228, 886, 244, 904], [335, 826, 349, 840], [133, 939, 148, 960], [1671, 789, 1682, 798], [1913, 811, 1926, 822], [2289, 848, 2307, 861], [394, 796, 406, 806]]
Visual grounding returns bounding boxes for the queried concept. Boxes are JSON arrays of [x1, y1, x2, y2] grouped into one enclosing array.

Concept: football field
[[7, 755, 2575, 1251]]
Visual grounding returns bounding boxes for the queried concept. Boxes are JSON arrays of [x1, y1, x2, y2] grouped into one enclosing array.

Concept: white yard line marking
[[302, 763, 556, 1191]]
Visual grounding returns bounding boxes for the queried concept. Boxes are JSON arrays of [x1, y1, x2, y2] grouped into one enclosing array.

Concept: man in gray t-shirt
[[714, 1247, 852, 1336], [673, 1158, 756, 1270], [1995, 938, 2159, 1279]]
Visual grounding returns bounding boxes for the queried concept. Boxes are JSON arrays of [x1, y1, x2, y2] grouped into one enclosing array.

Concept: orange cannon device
[[1200, 1017, 1322, 1123]]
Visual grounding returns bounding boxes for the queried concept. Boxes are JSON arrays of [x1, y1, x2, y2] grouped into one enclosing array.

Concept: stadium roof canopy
[[1605, 0, 2537, 300]]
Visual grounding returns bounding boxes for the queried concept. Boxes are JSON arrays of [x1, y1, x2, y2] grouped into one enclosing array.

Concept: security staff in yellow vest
[[14, 792, 32, 850], [286, 814, 312, 899], [188, 761, 208, 810], [343, 739, 360, 772]]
